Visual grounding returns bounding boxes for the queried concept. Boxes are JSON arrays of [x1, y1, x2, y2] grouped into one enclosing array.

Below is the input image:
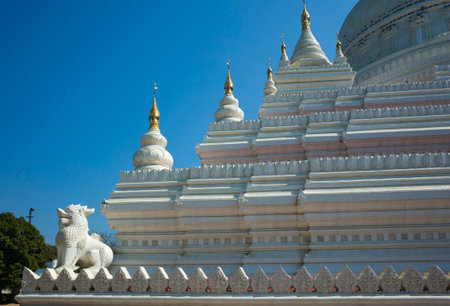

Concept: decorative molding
[[314, 267, 334, 294], [335, 266, 357, 294], [21, 265, 449, 295], [189, 268, 208, 294], [22, 268, 39, 293], [209, 119, 259, 132], [36, 269, 57, 293], [169, 267, 189, 294], [73, 269, 93, 293], [209, 267, 228, 293], [367, 80, 450, 93], [92, 267, 112, 293], [120, 160, 313, 183], [270, 267, 292, 294], [351, 104, 450, 119], [400, 266, 425, 293], [251, 267, 269, 294], [261, 115, 307, 128], [337, 87, 367, 97], [309, 111, 349, 123], [121, 152, 450, 182], [293, 266, 313, 294], [303, 90, 337, 100], [309, 152, 450, 172], [119, 168, 190, 183], [357, 266, 379, 293], [229, 267, 249, 294], [55, 268, 76, 293], [130, 267, 150, 293], [150, 267, 169, 293], [424, 265, 449, 293], [253, 161, 309, 176], [379, 266, 401, 293], [111, 267, 131, 293]]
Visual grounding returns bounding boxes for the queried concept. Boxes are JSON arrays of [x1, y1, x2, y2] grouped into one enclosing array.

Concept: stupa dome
[[132, 83, 173, 170]]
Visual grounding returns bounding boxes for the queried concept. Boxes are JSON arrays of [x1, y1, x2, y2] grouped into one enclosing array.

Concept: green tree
[[0, 212, 48, 296]]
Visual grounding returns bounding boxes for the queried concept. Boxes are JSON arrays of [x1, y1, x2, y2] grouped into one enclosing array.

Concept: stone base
[[16, 294, 450, 306]]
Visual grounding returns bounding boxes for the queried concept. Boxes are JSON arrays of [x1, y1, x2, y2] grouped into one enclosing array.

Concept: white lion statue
[[55, 204, 113, 274]]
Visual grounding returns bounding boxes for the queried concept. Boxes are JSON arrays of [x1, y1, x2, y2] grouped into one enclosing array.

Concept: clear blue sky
[[0, 0, 359, 244]]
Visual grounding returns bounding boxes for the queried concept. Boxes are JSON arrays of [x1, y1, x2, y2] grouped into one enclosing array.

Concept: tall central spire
[[290, 0, 331, 67]]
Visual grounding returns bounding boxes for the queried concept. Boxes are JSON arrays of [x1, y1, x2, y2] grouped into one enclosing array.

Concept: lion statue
[[55, 204, 113, 274]]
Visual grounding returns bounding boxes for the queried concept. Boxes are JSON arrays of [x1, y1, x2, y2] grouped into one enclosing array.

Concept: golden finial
[[224, 60, 234, 94], [301, 0, 310, 30], [281, 33, 286, 52], [267, 57, 272, 80], [149, 82, 160, 129], [336, 32, 342, 51]]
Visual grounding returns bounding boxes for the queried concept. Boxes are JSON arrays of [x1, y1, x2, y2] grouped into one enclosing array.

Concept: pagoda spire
[[133, 82, 173, 170], [149, 82, 160, 130], [224, 60, 234, 94], [301, 0, 310, 30], [290, 0, 331, 67], [279, 33, 290, 67], [333, 32, 349, 65], [264, 57, 278, 96], [215, 60, 244, 122]]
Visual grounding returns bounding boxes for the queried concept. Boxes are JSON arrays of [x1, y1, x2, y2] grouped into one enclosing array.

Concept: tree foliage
[[46, 244, 57, 262], [0, 212, 48, 295]]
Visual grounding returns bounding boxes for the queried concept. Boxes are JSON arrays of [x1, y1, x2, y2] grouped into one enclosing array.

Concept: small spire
[[263, 57, 278, 96], [281, 33, 286, 52], [267, 57, 272, 80], [333, 32, 348, 65], [336, 32, 342, 51], [149, 82, 160, 130], [301, 0, 310, 30], [279, 33, 290, 66], [224, 60, 234, 94]]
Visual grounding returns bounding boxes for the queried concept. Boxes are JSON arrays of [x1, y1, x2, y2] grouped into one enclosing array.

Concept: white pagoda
[[17, 1, 450, 305], [100, 0, 450, 277]]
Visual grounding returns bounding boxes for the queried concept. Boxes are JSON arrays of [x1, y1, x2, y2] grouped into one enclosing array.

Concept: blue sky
[[0, 0, 359, 243]]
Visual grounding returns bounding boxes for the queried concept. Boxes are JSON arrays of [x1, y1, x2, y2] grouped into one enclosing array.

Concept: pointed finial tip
[[149, 82, 160, 129], [336, 32, 342, 50], [301, 0, 310, 30], [267, 57, 273, 80], [224, 59, 233, 94], [281, 33, 286, 52]]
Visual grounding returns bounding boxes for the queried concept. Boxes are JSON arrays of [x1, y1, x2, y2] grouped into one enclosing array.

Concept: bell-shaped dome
[[263, 58, 277, 96], [133, 83, 173, 170], [214, 61, 245, 122]]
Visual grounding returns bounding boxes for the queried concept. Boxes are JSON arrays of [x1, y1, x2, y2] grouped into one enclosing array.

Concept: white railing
[[21, 265, 448, 295]]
